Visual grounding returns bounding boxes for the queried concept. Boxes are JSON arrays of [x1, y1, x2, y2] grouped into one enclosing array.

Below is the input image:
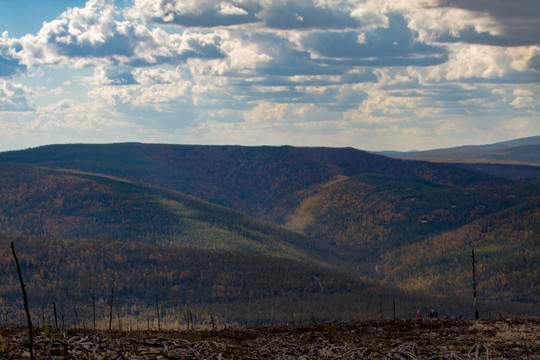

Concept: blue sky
[[0, 0, 539, 151]]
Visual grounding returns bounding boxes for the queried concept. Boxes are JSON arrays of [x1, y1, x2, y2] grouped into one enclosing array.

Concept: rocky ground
[[1, 318, 538, 359]]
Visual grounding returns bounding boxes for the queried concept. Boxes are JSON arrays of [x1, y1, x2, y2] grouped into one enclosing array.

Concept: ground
[[1, 318, 538, 359]]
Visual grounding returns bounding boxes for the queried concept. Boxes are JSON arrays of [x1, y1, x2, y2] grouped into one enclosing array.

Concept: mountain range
[[0, 138, 538, 327], [381, 135, 540, 181]]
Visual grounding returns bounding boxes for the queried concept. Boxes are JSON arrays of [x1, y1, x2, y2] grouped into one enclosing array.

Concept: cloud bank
[[0, 0, 539, 151]]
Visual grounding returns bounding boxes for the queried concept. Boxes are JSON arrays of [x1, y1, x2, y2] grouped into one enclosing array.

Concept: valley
[[0, 138, 538, 327]]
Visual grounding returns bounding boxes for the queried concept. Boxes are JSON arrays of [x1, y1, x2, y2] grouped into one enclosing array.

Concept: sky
[[0, 0, 539, 152]]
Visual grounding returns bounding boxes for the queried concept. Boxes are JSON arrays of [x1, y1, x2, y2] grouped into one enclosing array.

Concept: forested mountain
[[382, 186, 540, 308], [0, 142, 539, 325], [3, 236, 429, 327], [284, 174, 540, 275], [0, 143, 507, 223], [382, 136, 540, 165], [381, 136, 540, 180], [0, 163, 336, 268]]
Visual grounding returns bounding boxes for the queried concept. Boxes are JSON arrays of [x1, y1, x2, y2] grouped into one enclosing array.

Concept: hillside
[[0, 143, 538, 319], [284, 174, 540, 275], [0, 236, 455, 327], [0, 163, 336, 268], [381, 136, 540, 181], [0, 143, 507, 223], [381, 182, 540, 310], [382, 136, 540, 165]]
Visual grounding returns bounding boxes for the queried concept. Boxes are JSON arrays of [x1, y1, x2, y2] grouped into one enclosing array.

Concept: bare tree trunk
[[88, 280, 96, 330], [155, 293, 161, 332], [115, 303, 122, 331], [91, 293, 96, 330], [472, 249, 479, 319], [11, 241, 34, 360], [51, 289, 58, 330], [73, 305, 80, 329], [108, 279, 115, 332], [40, 304, 46, 326]]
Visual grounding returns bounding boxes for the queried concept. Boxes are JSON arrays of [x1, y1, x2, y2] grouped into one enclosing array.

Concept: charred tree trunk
[[51, 293, 58, 330], [50, 286, 58, 330], [11, 241, 34, 360], [88, 280, 96, 330], [73, 305, 80, 329], [108, 279, 115, 332], [472, 249, 479, 319], [155, 292, 161, 331], [89, 291, 96, 330]]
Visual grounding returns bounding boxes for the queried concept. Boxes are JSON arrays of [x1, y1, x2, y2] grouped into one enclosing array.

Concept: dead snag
[[108, 278, 115, 332], [11, 241, 35, 360], [50, 287, 59, 330], [88, 277, 97, 330], [472, 249, 479, 319]]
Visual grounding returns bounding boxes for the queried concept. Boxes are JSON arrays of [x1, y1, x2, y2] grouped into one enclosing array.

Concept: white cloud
[[511, 89, 536, 109], [218, 2, 249, 16], [1, 0, 539, 152], [0, 80, 34, 111], [0, 32, 26, 77], [130, 0, 259, 27], [14, 0, 224, 70]]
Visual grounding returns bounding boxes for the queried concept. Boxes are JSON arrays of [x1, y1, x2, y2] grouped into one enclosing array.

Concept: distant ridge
[[381, 135, 540, 165]]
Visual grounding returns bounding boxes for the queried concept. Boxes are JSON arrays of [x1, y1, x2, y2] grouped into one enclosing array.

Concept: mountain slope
[[284, 173, 540, 275], [0, 163, 337, 268], [382, 136, 540, 166], [3, 235, 453, 326], [0, 143, 508, 223], [1, 143, 538, 316], [381, 184, 540, 311]]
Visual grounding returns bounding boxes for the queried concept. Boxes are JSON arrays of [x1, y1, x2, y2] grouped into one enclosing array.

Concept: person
[[416, 310, 422, 318], [428, 309, 438, 318]]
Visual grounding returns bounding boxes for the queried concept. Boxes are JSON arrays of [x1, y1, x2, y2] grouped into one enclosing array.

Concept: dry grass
[[1, 318, 538, 359]]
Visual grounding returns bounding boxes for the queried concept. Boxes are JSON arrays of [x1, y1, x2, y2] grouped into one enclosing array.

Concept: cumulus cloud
[[0, 32, 26, 77], [132, 0, 372, 29], [438, 0, 540, 46], [86, 67, 197, 126], [425, 44, 540, 82], [0, 80, 34, 111], [301, 14, 448, 67], [131, 0, 260, 27], [90, 65, 137, 85], [16, 0, 225, 69], [1, 0, 539, 151], [257, 0, 362, 30]]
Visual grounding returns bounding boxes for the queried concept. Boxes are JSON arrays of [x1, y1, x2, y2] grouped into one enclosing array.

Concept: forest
[[0, 142, 538, 327]]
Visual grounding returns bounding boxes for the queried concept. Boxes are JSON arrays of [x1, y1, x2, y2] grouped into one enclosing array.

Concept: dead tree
[[88, 283, 96, 330], [51, 288, 59, 330], [472, 249, 479, 319], [155, 292, 161, 331], [11, 241, 35, 360], [73, 303, 80, 329], [108, 278, 115, 332]]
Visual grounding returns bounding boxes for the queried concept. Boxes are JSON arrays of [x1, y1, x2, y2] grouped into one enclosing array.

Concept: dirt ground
[[1, 317, 538, 359]]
